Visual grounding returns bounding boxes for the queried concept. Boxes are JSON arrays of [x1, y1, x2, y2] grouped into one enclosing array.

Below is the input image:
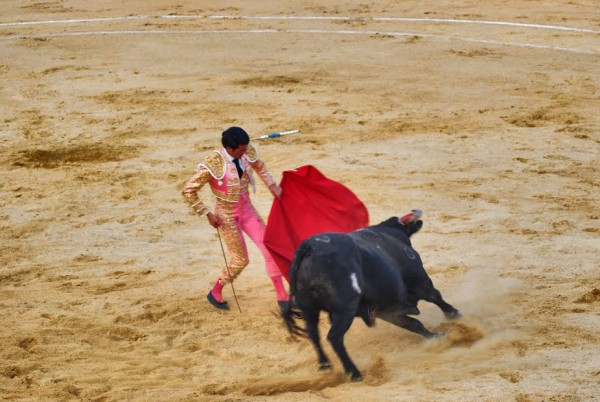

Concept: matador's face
[[226, 143, 248, 159]]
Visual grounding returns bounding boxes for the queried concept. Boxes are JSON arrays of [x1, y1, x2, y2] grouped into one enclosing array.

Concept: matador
[[182, 127, 286, 311]]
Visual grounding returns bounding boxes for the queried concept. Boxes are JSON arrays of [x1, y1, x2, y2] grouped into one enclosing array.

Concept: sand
[[1, 1, 599, 401]]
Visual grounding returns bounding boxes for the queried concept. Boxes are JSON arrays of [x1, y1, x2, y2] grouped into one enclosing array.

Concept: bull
[[281, 210, 460, 381]]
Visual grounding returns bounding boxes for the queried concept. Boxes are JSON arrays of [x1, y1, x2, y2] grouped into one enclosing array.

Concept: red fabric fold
[[264, 165, 369, 280]]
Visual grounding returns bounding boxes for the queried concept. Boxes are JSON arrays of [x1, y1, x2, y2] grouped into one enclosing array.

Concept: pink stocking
[[211, 280, 225, 303], [270, 275, 289, 301]]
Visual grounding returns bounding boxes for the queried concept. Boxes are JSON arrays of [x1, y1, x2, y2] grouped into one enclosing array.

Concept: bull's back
[[290, 233, 363, 311], [350, 230, 432, 289]]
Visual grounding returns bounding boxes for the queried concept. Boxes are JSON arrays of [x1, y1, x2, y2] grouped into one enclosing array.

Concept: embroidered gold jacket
[[182, 144, 276, 216]]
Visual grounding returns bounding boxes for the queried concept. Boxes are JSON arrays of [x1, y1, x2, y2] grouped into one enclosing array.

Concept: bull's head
[[399, 209, 423, 237], [400, 209, 423, 224]]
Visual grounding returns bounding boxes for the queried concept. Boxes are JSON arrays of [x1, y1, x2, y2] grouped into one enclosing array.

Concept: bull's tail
[[288, 240, 312, 298], [281, 240, 311, 339], [280, 302, 305, 338]]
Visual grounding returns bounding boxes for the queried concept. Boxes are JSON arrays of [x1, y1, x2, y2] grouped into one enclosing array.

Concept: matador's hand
[[207, 212, 222, 228], [269, 184, 282, 199]]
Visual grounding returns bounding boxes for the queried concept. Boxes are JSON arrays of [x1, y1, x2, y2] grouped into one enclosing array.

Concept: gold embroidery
[[198, 151, 226, 179], [215, 200, 249, 284], [245, 143, 259, 162]]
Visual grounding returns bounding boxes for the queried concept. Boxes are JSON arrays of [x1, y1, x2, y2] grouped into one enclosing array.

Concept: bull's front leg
[[304, 308, 331, 371], [377, 310, 441, 339], [429, 288, 461, 319]]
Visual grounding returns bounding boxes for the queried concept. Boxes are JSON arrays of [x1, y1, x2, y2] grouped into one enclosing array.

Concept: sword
[[252, 129, 299, 140]]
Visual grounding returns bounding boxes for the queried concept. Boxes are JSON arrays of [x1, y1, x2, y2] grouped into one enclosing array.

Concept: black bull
[[281, 215, 461, 381]]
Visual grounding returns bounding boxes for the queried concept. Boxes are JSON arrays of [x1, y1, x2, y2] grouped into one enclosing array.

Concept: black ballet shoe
[[207, 292, 229, 311]]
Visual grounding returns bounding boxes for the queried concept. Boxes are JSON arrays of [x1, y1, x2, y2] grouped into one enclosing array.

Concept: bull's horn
[[411, 209, 423, 220], [400, 209, 423, 224]]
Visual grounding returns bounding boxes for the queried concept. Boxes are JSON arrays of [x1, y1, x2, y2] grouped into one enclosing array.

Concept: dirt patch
[[13, 143, 140, 168]]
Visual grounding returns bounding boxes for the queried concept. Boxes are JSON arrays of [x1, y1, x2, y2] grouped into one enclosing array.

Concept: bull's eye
[[403, 245, 416, 260]]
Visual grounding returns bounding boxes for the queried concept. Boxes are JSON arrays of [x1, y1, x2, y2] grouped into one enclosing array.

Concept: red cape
[[264, 165, 369, 280]]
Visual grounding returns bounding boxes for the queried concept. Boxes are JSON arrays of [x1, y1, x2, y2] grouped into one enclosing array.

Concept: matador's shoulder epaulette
[[245, 143, 259, 163], [197, 151, 226, 179]]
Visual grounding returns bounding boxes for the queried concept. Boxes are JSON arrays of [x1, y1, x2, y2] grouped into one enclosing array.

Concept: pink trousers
[[215, 193, 280, 284]]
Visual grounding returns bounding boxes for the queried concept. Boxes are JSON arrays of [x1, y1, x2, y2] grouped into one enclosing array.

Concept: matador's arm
[[182, 152, 224, 216], [182, 168, 211, 216], [246, 144, 280, 197]]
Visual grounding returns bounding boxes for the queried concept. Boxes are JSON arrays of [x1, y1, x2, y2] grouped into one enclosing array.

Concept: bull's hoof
[[319, 362, 332, 371], [445, 310, 462, 320], [349, 371, 363, 382], [422, 330, 444, 339]]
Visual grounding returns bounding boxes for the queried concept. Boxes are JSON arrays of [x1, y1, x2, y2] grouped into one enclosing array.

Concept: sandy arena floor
[[1, 1, 599, 401]]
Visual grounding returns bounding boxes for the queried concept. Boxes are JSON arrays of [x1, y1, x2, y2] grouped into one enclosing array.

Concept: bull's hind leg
[[304, 308, 332, 371], [378, 311, 440, 339], [424, 288, 461, 319], [327, 312, 362, 381]]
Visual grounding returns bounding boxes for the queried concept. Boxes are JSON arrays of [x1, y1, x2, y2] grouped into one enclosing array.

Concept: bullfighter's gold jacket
[[182, 144, 276, 216]]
